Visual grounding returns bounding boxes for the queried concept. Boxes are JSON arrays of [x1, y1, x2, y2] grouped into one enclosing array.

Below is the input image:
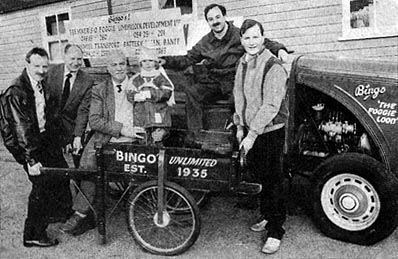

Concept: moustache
[[212, 22, 221, 27]]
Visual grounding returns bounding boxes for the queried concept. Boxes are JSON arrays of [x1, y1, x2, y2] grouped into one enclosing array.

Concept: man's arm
[[73, 77, 94, 138], [70, 76, 94, 154], [162, 41, 205, 70], [7, 91, 40, 165], [264, 38, 288, 58]]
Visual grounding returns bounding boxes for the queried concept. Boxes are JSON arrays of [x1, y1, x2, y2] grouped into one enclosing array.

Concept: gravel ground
[[1, 145, 398, 259]]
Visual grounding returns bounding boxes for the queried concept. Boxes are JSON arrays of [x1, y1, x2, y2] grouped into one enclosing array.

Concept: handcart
[[41, 129, 261, 256]]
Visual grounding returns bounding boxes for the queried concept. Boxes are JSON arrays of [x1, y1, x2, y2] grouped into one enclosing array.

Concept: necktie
[[116, 84, 122, 93], [37, 81, 43, 94], [61, 73, 72, 108]]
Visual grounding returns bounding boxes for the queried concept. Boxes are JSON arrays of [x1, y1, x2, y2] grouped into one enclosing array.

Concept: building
[[1, 0, 397, 90]]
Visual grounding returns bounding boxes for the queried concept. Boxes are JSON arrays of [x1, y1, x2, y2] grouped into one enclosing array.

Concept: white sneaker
[[250, 219, 268, 232], [262, 237, 281, 254]]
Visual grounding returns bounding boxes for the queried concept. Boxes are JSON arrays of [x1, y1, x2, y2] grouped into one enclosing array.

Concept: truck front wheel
[[312, 153, 398, 245]]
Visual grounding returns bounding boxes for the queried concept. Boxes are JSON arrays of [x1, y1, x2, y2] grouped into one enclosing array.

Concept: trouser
[[23, 131, 71, 240], [246, 127, 286, 240], [72, 180, 96, 214], [72, 137, 97, 214], [184, 78, 231, 135]]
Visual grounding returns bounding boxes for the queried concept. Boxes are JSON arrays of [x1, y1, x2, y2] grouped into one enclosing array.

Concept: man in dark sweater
[[162, 3, 289, 146]]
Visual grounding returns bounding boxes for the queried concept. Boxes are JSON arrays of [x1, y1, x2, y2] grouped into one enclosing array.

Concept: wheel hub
[[153, 210, 171, 228], [339, 193, 359, 212]]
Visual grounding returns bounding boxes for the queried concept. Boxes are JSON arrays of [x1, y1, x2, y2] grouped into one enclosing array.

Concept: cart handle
[[157, 149, 166, 225]]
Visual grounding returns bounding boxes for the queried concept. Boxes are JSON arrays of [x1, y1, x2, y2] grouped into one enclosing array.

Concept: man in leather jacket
[[3, 47, 67, 247]]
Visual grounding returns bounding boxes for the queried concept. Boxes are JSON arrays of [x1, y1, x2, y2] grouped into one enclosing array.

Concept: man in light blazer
[[60, 49, 145, 235], [45, 44, 94, 223]]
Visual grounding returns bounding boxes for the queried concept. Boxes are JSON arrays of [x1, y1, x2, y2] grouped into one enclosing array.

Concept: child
[[127, 47, 174, 145]]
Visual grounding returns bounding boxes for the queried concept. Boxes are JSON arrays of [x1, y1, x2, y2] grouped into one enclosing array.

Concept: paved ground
[[1, 145, 398, 259]]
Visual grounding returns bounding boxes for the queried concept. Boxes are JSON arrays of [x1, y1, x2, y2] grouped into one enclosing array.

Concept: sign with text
[[65, 9, 187, 58]]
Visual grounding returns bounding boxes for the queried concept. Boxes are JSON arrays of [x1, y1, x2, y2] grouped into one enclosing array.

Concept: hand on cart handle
[[28, 162, 43, 176], [239, 136, 255, 155], [72, 136, 83, 155], [236, 125, 244, 144]]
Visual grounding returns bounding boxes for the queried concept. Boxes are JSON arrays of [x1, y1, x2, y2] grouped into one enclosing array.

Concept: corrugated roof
[[0, 0, 67, 14]]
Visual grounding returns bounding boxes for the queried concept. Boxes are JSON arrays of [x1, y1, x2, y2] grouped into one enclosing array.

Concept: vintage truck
[[284, 55, 398, 245]]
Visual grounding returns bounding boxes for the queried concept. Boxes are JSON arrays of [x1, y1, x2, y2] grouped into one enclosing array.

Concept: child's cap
[[139, 47, 158, 62]]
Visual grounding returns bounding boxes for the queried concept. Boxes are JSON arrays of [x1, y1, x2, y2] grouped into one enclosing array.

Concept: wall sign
[[66, 9, 187, 58]]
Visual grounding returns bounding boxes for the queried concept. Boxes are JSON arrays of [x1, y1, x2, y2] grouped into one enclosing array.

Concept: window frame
[[151, 0, 198, 18], [340, 0, 398, 41], [40, 7, 72, 63]]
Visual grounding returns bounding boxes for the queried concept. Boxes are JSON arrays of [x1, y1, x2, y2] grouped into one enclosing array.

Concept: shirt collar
[[243, 46, 267, 63], [64, 65, 77, 77], [26, 69, 41, 90], [112, 76, 128, 89]]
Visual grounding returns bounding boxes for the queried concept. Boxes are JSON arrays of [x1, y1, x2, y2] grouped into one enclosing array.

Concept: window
[[341, 0, 398, 40], [152, 0, 197, 17], [40, 9, 71, 63]]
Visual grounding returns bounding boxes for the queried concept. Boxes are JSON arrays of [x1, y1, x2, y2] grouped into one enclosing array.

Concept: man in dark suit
[[60, 49, 145, 235], [3, 47, 65, 247], [46, 44, 94, 166], [45, 44, 94, 223]]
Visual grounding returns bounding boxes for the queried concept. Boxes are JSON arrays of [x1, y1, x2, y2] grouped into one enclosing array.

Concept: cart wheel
[[127, 180, 201, 256], [167, 190, 210, 214]]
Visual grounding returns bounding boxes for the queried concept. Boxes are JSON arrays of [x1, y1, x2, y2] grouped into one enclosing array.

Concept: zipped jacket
[[234, 48, 288, 142]]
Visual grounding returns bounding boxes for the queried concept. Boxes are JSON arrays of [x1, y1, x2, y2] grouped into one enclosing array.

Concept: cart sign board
[[102, 144, 230, 182], [65, 9, 187, 58]]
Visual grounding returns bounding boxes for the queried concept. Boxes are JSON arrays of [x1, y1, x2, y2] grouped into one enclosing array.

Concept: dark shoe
[[23, 237, 59, 248], [60, 212, 96, 236], [60, 213, 85, 234], [71, 215, 96, 236]]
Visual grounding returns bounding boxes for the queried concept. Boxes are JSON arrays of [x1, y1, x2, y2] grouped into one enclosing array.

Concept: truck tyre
[[312, 153, 398, 245]]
